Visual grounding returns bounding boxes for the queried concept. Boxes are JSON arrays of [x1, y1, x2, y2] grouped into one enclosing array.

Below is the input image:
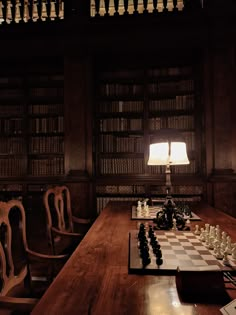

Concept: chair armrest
[[51, 227, 84, 238], [26, 248, 69, 262], [0, 295, 38, 312], [72, 216, 91, 225]]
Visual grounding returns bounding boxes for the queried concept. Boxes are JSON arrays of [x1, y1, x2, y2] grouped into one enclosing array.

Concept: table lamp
[[147, 128, 190, 230]]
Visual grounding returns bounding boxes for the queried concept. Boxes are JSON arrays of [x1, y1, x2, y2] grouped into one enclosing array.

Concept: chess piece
[[225, 236, 232, 255], [205, 223, 210, 234], [222, 251, 230, 266], [144, 205, 149, 217], [200, 229, 206, 242], [232, 244, 236, 260], [215, 246, 223, 260], [194, 224, 200, 235], [172, 218, 177, 231]]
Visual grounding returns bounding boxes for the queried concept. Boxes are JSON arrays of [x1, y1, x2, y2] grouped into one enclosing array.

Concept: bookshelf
[[95, 62, 204, 213], [0, 61, 65, 205], [0, 74, 27, 179], [27, 72, 64, 176]]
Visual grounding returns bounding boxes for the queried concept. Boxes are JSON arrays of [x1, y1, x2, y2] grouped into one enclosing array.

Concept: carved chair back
[[0, 200, 29, 296]]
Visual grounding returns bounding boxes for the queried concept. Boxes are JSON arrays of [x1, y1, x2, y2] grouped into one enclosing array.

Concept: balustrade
[[0, 0, 64, 24], [0, 0, 235, 26]]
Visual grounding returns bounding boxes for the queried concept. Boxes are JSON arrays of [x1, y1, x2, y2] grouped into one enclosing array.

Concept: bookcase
[[94, 61, 205, 213], [27, 71, 64, 176], [0, 60, 64, 205]]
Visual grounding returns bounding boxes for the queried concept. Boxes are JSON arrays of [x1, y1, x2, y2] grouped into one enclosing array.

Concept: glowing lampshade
[[147, 129, 189, 166]]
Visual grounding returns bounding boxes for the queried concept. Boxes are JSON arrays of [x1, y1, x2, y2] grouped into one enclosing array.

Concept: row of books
[[147, 79, 194, 94], [148, 161, 196, 174], [0, 105, 24, 115], [147, 66, 192, 77], [96, 184, 203, 196], [99, 83, 143, 97], [148, 115, 194, 130], [0, 137, 25, 154], [98, 69, 143, 80], [0, 184, 23, 192], [150, 185, 203, 195], [0, 158, 25, 176], [96, 185, 145, 195], [29, 136, 64, 154], [0, 77, 23, 85], [28, 74, 64, 84], [149, 94, 195, 111], [99, 134, 144, 153], [0, 118, 23, 134], [29, 87, 64, 98], [28, 103, 63, 115], [98, 100, 144, 113], [98, 66, 191, 82], [29, 117, 64, 133], [29, 157, 64, 176], [99, 131, 195, 153], [100, 118, 142, 132], [100, 158, 144, 174], [98, 95, 194, 113], [0, 89, 24, 98]]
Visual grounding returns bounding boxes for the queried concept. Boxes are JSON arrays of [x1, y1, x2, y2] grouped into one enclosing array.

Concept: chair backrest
[[0, 200, 29, 296], [43, 186, 74, 235]]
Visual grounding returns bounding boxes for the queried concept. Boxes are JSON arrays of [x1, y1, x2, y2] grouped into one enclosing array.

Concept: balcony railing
[[0, 0, 64, 24], [0, 0, 234, 26], [90, 0, 203, 17]]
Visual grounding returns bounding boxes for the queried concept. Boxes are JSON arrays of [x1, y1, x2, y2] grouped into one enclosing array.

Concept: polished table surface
[[31, 201, 236, 315]]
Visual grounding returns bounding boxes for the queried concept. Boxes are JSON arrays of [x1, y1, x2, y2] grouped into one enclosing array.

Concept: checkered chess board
[[131, 205, 201, 221], [128, 230, 236, 275]]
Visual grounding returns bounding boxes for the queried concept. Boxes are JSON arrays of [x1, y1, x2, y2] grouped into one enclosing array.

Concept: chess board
[[131, 205, 201, 221], [128, 230, 236, 275]]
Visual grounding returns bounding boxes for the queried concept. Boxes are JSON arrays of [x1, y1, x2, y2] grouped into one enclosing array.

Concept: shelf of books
[[95, 63, 204, 213], [0, 61, 65, 204], [27, 72, 64, 176], [0, 74, 27, 179]]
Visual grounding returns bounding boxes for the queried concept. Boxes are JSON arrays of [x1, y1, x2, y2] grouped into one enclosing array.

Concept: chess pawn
[[185, 217, 191, 229], [205, 234, 210, 248], [205, 223, 210, 234], [137, 201, 142, 212], [232, 245, 236, 260], [194, 224, 200, 235], [200, 228, 206, 242], [208, 236, 215, 250], [221, 231, 227, 243], [172, 218, 177, 231], [215, 245, 223, 260], [222, 251, 230, 266], [213, 240, 220, 254], [225, 236, 232, 255], [144, 205, 149, 217], [137, 207, 142, 218]]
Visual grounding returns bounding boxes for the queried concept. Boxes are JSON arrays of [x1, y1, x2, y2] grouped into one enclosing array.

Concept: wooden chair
[[43, 185, 91, 255], [0, 199, 68, 315]]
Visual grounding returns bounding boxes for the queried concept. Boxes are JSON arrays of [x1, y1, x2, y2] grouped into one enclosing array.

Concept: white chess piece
[[172, 218, 177, 231], [205, 223, 210, 234], [225, 236, 232, 255], [215, 245, 223, 259], [144, 205, 149, 217], [232, 244, 236, 260], [222, 251, 230, 266], [194, 224, 200, 235]]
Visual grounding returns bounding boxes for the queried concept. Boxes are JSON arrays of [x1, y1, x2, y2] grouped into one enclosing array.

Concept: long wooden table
[[31, 201, 236, 315]]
